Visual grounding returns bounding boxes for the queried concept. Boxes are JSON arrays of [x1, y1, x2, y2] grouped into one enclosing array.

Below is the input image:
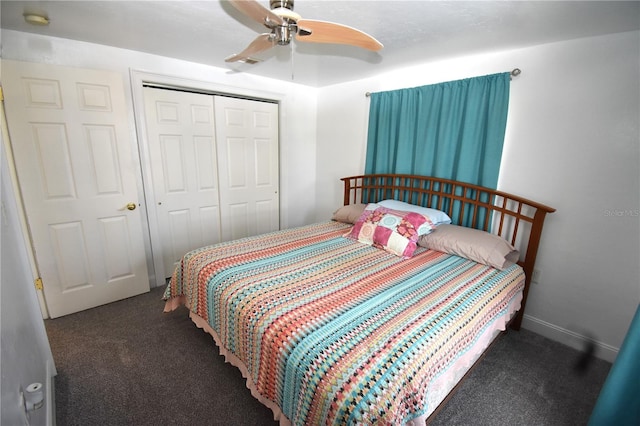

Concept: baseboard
[[521, 314, 619, 363]]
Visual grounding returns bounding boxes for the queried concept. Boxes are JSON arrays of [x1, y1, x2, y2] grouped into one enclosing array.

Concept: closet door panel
[[214, 96, 279, 241], [143, 87, 221, 279], [142, 89, 279, 279], [228, 202, 250, 241]]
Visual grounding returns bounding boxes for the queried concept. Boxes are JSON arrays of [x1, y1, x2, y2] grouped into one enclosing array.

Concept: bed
[[163, 174, 555, 424]]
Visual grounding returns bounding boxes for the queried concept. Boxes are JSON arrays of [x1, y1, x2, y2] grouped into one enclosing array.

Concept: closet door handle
[[126, 202, 137, 211]]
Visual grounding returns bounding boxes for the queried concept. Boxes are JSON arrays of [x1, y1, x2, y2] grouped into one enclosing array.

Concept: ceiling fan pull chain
[[290, 43, 295, 81]]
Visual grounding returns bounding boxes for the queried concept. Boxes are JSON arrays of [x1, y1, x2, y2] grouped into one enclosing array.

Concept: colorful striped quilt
[[164, 221, 525, 425]]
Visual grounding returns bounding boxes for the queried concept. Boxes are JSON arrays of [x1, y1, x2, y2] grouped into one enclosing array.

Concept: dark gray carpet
[[45, 287, 611, 426], [430, 327, 609, 426]]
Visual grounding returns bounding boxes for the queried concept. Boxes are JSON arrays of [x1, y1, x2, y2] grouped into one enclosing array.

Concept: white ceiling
[[1, 1, 639, 87]]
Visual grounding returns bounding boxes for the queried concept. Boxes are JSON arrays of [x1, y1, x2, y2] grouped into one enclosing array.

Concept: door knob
[[126, 202, 137, 211]]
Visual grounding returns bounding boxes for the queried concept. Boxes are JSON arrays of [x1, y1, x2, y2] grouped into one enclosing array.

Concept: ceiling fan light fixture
[[271, 7, 301, 22], [24, 13, 50, 26]]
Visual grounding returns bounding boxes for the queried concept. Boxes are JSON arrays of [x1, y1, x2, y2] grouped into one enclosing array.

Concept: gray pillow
[[332, 203, 367, 224], [418, 224, 519, 270]]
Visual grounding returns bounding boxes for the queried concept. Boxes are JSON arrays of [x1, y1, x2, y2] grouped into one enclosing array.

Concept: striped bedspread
[[164, 221, 525, 425]]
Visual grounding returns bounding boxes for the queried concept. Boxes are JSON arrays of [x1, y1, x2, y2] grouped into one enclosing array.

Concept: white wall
[[1, 134, 56, 424], [315, 30, 640, 362]]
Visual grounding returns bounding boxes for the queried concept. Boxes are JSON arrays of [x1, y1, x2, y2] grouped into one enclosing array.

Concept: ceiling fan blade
[[296, 19, 383, 51], [225, 33, 275, 63], [229, 0, 284, 28]]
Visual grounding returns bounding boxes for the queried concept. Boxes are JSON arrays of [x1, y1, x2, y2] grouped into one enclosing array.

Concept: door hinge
[[34, 277, 43, 290]]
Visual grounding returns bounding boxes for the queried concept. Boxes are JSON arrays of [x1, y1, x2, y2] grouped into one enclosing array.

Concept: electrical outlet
[[532, 268, 542, 284]]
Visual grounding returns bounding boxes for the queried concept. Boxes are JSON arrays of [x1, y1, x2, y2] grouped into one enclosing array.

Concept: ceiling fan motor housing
[[270, 0, 294, 11], [274, 25, 292, 45], [269, 0, 298, 46]]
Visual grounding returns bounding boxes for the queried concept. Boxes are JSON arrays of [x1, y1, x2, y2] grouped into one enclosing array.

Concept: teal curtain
[[588, 305, 640, 426], [365, 73, 510, 189]]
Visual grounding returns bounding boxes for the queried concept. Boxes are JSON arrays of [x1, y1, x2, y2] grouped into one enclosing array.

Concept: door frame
[[130, 70, 284, 288], [1, 85, 51, 318]]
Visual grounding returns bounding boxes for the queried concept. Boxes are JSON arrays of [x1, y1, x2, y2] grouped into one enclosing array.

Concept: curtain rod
[[365, 68, 522, 97]]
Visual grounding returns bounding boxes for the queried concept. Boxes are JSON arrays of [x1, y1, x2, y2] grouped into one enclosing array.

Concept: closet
[[2, 60, 279, 317], [142, 87, 280, 280]]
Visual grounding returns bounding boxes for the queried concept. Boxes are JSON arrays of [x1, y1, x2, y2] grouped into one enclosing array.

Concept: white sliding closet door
[[143, 87, 221, 279], [142, 89, 279, 279], [3, 61, 150, 318], [214, 96, 280, 241]]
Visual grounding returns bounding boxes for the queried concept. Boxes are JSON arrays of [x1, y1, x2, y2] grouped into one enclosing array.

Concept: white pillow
[[377, 199, 452, 225]]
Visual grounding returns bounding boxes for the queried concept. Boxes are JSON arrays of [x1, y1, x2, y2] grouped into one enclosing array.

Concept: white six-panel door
[[2, 61, 150, 318], [143, 87, 222, 279], [214, 96, 280, 241]]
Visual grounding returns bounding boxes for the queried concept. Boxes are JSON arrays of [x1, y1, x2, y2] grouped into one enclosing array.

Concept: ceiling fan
[[225, 0, 383, 63]]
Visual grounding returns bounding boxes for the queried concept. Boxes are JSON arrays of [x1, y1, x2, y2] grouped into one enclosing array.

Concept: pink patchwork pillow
[[347, 205, 435, 258]]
